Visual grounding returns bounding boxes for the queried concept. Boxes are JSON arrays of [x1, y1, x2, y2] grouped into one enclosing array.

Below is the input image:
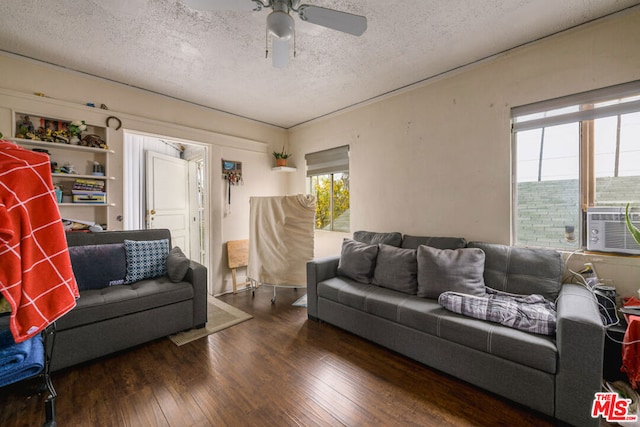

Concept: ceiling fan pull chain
[[265, 27, 269, 59], [293, 29, 297, 58]]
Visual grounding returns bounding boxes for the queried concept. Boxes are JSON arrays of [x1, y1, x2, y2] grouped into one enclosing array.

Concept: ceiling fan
[[182, 0, 367, 68]]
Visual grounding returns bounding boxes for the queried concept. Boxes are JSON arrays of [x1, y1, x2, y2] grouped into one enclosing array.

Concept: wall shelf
[[271, 166, 297, 172], [58, 203, 115, 207], [9, 137, 113, 154], [52, 173, 115, 181]]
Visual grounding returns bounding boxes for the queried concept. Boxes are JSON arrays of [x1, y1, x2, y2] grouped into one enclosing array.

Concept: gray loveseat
[[50, 229, 207, 371], [307, 231, 605, 427]]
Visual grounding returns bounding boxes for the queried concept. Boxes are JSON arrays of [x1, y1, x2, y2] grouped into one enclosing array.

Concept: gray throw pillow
[[337, 239, 379, 283], [353, 230, 403, 247], [166, 246, 190, 283], [416, 245, 486, 299], [372, 244, 418, 294]]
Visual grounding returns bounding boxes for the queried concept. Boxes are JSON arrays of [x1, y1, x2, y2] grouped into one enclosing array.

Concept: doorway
[[123, 131, 208, 268]]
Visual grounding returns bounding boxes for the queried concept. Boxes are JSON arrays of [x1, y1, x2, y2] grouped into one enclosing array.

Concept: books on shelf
[[72, 178, 105, 192], [72, 179, 106, 204]]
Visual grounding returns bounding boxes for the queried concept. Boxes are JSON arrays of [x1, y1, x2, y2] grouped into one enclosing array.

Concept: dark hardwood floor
[[0, 286, 559, 426]]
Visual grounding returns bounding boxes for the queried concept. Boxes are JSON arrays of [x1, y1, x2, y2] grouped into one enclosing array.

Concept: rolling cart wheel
[[271, 297, 276, 304]]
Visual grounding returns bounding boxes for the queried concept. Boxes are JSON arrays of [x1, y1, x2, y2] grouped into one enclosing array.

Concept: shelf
[[58, 203, 115, 207], [272, 166, 297, 172], [52, 173, 115, 181], [13, 111, 114, 229], [10, 138, 114, 154]]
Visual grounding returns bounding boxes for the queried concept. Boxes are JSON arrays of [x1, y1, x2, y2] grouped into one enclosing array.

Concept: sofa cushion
[[68, 243, 126, 291], [337, 239, 379, 283], [372, 244, 418, 294], [317, 277, 377, 312], [124, 239, 170, 284], [401, 235, 467, 250], [467, 242, 563, 301], [316, 277, 558, 374], [416, 246, 486, 299], [396, 297, 558, 374], [166, 247, 190, 283], [55, 277, 194, 330], [353, 230, 402, 247]]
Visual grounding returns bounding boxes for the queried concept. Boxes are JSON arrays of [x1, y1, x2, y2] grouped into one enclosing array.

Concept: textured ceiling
[[0, 0, 639, 128]]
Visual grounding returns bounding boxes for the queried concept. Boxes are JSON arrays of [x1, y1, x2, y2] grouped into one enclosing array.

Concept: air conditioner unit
[[586, 206, 640, 255]]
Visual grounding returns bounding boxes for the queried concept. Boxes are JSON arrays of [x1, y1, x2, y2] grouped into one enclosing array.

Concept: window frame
[[511, 80, 640, 248], [305, 146, 350, 233]]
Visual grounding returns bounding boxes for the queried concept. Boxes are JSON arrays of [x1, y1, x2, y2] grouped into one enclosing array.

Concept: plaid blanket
[[438, 287, 557, 336], [1, 141, 79, 343]]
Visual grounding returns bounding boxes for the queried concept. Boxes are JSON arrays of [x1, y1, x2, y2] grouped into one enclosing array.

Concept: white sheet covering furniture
[[248, 195, 315, 292]]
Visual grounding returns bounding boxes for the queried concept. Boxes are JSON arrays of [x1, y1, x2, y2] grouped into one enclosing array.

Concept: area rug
[[169, 296, 253, 346], [292, 294, 307, 307]]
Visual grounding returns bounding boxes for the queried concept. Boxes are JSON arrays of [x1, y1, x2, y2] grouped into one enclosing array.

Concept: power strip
[[581, 262, 599, 288]]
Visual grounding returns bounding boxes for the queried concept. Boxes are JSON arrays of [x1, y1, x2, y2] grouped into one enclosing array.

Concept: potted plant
[[273, 145, 290, 167], [626, 203, 640, 246], [68, 120, 87, 144]]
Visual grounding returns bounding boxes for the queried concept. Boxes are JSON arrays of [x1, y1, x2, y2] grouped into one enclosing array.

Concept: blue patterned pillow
[[124, 239, 170, 284]]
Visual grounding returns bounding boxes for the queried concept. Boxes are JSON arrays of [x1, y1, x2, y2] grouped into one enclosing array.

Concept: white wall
[[0, 53, 289, 295], [288, 10, 640, 296], [216, 146, 289, 293]]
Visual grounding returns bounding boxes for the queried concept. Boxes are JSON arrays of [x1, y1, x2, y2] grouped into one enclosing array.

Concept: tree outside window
[[309, 172, 349, 232], [306, 146, 350, 232]]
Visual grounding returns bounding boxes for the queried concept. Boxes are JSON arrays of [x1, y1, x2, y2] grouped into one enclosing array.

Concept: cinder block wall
[[516, 176, 640, 248]]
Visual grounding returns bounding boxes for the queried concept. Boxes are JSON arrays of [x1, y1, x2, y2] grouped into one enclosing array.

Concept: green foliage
[[626, 203, 640, 246], [313, 174, 349, 230], [273, 145, 290, 159]]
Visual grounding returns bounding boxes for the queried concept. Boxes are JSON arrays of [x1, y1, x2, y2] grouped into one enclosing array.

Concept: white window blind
[[512, 80, 640, 131], [305, 145, 349, 176]]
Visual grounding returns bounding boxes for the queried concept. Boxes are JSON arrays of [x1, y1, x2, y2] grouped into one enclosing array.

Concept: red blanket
[[0, 141, 79, 343], [622, 297, 640, 388]]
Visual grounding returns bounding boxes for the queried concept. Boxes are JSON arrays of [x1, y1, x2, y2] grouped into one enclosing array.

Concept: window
[[306, 146, 350, 232], [512, 81, 640, 249]]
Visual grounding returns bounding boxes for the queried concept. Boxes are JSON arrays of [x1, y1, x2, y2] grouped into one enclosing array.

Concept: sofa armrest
[[555, 283, 604, 427], [306, 255, 340, 319], [184, 260, 208, 328]]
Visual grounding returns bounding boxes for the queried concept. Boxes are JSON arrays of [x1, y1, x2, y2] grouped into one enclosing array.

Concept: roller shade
[[305, 145, 349, 176], [512, 80, 640, 132]]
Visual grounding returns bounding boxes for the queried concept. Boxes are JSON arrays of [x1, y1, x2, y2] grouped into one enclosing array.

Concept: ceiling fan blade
[[182, 0, 259, 11], [272, 37, 290, 68], [297, 5, 367, 36]]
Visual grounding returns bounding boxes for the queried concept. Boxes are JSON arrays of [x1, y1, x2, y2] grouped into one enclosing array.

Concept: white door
[[146, 151, 190, 257]]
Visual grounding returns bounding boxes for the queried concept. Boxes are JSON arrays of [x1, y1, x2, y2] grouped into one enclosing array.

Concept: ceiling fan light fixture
[[267, 10, 294, 40]]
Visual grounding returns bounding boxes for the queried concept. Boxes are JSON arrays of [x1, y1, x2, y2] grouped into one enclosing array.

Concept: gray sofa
[[50, 229, 207, 371], [307, 232, 605, 427]]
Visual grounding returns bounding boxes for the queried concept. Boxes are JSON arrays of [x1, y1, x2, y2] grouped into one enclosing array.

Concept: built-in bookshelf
[[11, 112, 114, 229]]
